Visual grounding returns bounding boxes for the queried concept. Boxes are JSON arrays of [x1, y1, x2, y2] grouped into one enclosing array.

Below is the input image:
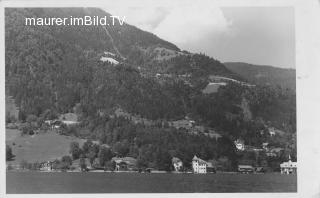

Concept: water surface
[[6, 172, 297, 193]]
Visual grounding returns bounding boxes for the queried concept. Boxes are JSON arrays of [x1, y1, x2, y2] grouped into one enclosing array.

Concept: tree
[[98, 147, 113, 167], [156, 150, 172, 171], [82, 139, 93, 154], [105, 160, 116, 171], [52, 159, 61, 170], [79, 154, 87, 171], [137, 156, 148, 170], [87, 150, 96, 167], [20, 160, 28, 169], [18, 111, 26, 122], [6, 145, 14, 161], [40, 109, 58, 120], [217, 156, 233, 171], [31, 162, 41, 170], [21, 123, 33, 135], [61, 155, 73, 167], [113, 141, 130, 157], [69, 141, 81, 160], [26, 114, 38, 123]]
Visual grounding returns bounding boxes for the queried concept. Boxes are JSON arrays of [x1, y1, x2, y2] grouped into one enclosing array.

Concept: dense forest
[[5, 8, 296, 171]]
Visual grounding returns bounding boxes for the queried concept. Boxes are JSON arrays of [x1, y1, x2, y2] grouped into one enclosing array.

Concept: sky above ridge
[[104, 4, 295, 68]]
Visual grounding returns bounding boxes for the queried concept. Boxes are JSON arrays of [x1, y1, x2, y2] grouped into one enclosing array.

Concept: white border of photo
[[0, 0, 319, 197]]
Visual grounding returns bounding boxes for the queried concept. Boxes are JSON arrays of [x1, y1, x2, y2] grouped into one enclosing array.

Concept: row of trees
[[67, 117, 238, 171], [69, 140, 114, 168]]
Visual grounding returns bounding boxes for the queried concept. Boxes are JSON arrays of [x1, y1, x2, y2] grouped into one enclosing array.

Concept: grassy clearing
[[6, 129, 87, 164]]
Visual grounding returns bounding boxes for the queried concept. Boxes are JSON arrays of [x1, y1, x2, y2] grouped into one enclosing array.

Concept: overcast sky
[[105, 5, 295, 68]]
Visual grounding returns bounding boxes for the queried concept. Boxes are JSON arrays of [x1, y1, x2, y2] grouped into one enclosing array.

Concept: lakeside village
[[6, 111, 297, 175]]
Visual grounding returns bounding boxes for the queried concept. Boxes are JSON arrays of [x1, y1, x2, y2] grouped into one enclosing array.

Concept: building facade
[[234, 139, 245, 151], [172, 157, 183, 172], [238, 165, 254, 173], [192, 155, 207, 174], [280, 155, 297, 174], [111, 157, 137, 171]]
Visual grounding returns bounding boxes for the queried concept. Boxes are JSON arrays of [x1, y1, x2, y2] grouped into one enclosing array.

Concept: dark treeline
[[65, 116, 237, 171]]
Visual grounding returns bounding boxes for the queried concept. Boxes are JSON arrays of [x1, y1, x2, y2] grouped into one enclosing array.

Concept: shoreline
[[6, 169, 286, 175]]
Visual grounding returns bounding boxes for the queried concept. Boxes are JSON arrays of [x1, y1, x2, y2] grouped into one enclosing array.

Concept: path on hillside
[[103, 26, 125, 59]]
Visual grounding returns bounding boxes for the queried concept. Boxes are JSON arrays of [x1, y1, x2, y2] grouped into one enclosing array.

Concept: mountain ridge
[[224, 62, 296, 90]]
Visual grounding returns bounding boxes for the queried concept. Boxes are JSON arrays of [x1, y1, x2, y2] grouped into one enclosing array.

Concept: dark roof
[[192, 155, 207, 165], [172, 157, 182, 164]]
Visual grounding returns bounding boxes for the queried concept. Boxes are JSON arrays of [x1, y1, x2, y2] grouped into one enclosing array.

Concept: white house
[[234, 139, 245, 151], [59, 113, 79, 126], [192, 155, 207, 174], [262, 142, 269, 150], [40, 161, 52, 171], [100, 57, 119, 65], [172, 157, 183, 172], [268, 127, 276, 136], [280, 155, 297, 174]]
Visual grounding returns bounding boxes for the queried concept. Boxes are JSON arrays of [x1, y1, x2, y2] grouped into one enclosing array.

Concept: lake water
[[6, 172, 297, 193]]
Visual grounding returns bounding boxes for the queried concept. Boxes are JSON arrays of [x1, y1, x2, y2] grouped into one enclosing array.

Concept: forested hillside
[[5, 8, 296, 171], [224, 62, 296, 90]]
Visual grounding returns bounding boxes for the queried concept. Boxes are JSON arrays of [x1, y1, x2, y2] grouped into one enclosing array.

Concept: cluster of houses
[[10, 153, 296, 174], [234, 139, 283, 157], [113, 108, 222, 139], [209, 75, 255, 88], [234, 139, 297, 174], [171, 155, 216, 174], [44, 113, 79, 129], [169, 116, 221, 139], [234, 139, 264, 152], [237, 156, 297, 174], [25, 155, 216, 174]]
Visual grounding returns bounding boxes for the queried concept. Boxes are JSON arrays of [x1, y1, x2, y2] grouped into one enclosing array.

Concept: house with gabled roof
[[280, 155, 297, 174], [192, 155, 207, 174], [172, 157, 183, 172]]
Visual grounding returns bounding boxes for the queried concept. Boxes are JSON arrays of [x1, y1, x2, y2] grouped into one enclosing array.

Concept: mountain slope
[[224, 62, 296, 90], [5, 8, 237, 120]]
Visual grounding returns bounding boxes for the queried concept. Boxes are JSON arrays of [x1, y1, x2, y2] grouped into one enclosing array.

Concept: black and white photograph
[[1, 0, 320, 196]]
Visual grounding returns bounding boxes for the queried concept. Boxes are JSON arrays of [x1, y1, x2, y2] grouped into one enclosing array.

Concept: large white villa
[[192, 155, 207, 174]]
